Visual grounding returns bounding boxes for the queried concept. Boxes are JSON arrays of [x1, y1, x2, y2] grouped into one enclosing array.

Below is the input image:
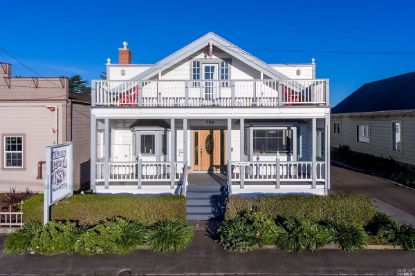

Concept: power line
[[0, 48, 62, 88], [225, 45, 415, 55]]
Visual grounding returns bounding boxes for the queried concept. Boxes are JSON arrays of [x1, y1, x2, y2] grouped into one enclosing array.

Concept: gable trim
[[132, 32, 289, 80]]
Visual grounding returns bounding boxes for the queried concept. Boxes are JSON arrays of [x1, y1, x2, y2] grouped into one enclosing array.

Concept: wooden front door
[[192, 130, 223, 171]]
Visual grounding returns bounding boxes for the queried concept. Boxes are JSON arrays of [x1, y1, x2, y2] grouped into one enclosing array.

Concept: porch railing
[[92, 79, 328, 107], [0, 206, 24, 228], [96, 161, 184, 182], [230, 161, 325, 182]]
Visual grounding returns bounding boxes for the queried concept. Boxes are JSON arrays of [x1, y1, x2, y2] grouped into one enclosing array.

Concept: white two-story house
[[90, 32, 330, 195]]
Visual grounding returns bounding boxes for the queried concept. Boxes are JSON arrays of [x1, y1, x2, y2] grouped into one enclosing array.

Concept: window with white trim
[[140, 135, 155, 155], [220, 59, 230, 87], [392, 122, 401, 151], [357, 125, 370, 143], [333, 122, 341, 134], [3, 136, 24, 168], [191, 61, 200, 87], [253, 129, 293, 155]]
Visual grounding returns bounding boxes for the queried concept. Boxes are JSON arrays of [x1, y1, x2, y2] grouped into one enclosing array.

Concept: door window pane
[[194, 132, 199, 165]]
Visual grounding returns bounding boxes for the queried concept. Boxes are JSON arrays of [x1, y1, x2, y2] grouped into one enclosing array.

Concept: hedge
[[225, 195, 376, 225], [23, 194, 186, 225]]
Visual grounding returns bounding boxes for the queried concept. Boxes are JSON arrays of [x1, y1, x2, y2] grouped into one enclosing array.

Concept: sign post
[[43, 142, 73, 225]]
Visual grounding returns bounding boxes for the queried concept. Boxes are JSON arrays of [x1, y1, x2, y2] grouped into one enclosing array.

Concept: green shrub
[[244, 211, 283, 246], [3, 221, 42, 255], [365, 212, 395, 243], [23, 194, 186, 225], [147, 220, 193, 253], [333, 223, 368, 251], [225, 195, 375, 225], [385, 223, 415, 251], [75, 217, 147, 255], [218, 217, 257, 252], [31, 221, 80, 255], [276, 217, 332, 251]]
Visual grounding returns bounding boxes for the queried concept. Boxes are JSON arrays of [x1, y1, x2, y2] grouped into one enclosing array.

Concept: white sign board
[[44, 142, 73, 224]]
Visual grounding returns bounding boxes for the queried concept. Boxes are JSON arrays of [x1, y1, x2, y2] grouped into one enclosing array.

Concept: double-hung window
[[357, 125, 370, 143], [191, 61, 200, 87], [333, 122, 341, 134], [220, 59, 230, 87], [392, 122, 402, 152], [3, 136, 24, 168], [140, 135, 155, 155]]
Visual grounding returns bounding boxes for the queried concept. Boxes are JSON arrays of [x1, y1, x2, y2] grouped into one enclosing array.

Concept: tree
[[68, 75, 91, 94], [100, 71, 107, 80]]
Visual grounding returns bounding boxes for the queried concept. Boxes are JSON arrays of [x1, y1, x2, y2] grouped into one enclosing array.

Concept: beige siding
[[331, 114, 415, 165], [0, 103, 65, 192], [69, 103, 90, 190]]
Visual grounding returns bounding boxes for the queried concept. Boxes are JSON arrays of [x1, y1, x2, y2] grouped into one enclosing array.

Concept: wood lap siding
[[331, 115, 415, 166], [69, 103, 91, 190]]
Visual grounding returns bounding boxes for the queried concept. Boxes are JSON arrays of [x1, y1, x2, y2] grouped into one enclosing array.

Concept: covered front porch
[[91, 115, 330, 195]]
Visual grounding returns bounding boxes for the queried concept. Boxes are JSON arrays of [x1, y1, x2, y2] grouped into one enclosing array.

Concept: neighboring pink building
[[0, 62, 90, 192]]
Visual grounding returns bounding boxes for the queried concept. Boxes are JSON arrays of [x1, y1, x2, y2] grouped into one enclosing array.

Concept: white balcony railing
[[92, 79, 328, 107], [230, 161, 326, 182]]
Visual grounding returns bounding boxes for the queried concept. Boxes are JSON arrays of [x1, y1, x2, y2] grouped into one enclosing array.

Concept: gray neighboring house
[[0, 62, 91, 192], [331, 72, 415, 166]]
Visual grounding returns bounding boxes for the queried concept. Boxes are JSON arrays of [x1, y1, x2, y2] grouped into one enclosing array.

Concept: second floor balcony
[[92, 79, 329, 108]]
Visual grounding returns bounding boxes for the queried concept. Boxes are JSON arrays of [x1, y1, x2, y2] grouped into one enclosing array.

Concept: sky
[[1, 0, 415, 106]]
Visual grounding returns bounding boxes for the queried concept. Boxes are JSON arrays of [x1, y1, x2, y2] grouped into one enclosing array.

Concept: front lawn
[[23, 194, 186, 225]]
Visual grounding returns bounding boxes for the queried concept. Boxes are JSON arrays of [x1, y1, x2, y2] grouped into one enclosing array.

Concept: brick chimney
[[118, 41, 132, 64]]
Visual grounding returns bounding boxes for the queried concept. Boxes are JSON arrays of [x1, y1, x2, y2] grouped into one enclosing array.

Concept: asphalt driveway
[[331, 165, 415, 217]]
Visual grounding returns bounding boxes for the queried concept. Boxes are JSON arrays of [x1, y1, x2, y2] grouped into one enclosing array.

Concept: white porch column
[[183, 118, 188, 166], [90, 115, 97, 192], [227, 118, 232, 190], [104, 118, 110, 189], [239, 118, 244, 189], [312, 118, 317, 189], [325, 114, 331, 191], [170, 118, 176, 188]]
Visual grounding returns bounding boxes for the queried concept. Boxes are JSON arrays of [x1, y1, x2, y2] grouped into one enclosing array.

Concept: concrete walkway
[[331, 165, 415, 225], [1, 231, 415, 275]]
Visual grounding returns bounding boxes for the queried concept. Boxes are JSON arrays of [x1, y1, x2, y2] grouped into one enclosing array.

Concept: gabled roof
[[332, 72, 415, 114], [132, 32, 289, 80]]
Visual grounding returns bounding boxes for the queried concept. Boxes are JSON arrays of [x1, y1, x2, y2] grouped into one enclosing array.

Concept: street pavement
[[1, 231, 415, 275]]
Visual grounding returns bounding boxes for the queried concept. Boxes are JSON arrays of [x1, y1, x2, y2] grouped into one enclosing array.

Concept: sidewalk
[[1, 231, 415, 275]]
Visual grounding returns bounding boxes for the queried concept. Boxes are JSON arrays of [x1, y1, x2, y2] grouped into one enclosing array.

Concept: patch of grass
[[23, 194, 186, 225]]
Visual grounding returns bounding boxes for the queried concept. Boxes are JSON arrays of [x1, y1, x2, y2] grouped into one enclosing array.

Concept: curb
[[0, 228, 19, 234], [260, 244, 401, 250]]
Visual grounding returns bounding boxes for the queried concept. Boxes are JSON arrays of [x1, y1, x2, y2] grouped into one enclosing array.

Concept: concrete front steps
[[186, 173, 228, 221], [186, 185, 220, 221]]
